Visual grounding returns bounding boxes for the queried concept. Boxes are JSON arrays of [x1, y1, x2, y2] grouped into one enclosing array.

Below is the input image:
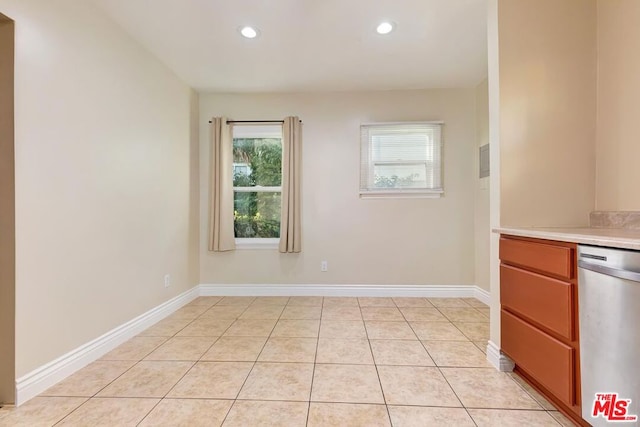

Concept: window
[[360, 122, 443, 198], [232, 125, 282, 246]]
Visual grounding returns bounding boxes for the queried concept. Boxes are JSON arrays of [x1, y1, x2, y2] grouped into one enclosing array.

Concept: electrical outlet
[[164, 274, 171, 288], [321, 261, 328, 272]]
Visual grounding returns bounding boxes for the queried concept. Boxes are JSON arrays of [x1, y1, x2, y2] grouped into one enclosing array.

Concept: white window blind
[[360, 122, 443, 197]]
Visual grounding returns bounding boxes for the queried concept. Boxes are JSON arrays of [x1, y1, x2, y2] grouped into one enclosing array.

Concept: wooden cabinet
[[500, 235, 585, 425]]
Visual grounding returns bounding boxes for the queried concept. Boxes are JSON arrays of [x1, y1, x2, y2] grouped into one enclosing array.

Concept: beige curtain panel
[[208, 117, 236, 252], [279, 116, 302, 253]]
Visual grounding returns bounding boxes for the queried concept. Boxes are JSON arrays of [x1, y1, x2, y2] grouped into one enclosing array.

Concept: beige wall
[[1, 0, 198, 377], [498, 0, 597, 227], [199, 90, 477, 286], [0, 14, 15, 404], [474, 79, 490, 292], [596, 0, 640, 211]]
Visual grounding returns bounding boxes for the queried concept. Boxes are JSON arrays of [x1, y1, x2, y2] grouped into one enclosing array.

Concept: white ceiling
[[92, 0, 488, 93]]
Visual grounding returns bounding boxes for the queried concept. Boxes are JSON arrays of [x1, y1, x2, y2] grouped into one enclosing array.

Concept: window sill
[[235, 238, 280, 250], [359, 190, 443, 199]]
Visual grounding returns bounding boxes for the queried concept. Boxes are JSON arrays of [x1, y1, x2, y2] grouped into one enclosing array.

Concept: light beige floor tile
[[316, 338, 374, 364], [216, 296, 255, 306], [393, 297, 433, 307], [322, 306, 362, 320], [409, 321, 469, 341], [399, 307, 448, 321], [0, 407, 10, 420], [377, 366, 460, 406], [323, 297, 359, 307], [258, 337, 317, 363], [308, 403, 390, 427], [509, 373, 556, 410], [280, 305, 322, 320], [223, 400, 308, 427], [476, 307, 490, 318], [439, 307, 488, 322], [287, 296, 323, 306], [454, 322, 490, 341], [201, 336, 267, 361], [311, 364, 384, 404], [170, 305, 210, 320], [175, 318, 234, 337], [462, 297, 488, 308], [422, 341, 492, 367], [239, 305, 285, 320], [167, 362, 253, 399], [0, 397, 86, 427], [57, 398, 158, 426], [138, 317, 192, 337], [42, 361, 135, 397], [442, 368, 542, 409], [185, 296, 223, 307], [548, 410, 576, 427], [370, 340, 434, 366], [428, 298, 471, 308], [319, 320, 368, 339], [468, 409, 561, 426], [101, 337, 168, 361], [365, 321, 417, 339], [139, 399, 232, 427], [200, 305, 247, 319], [97, 361, 193, 398], [271, 319, 320, 337], [474, 341, 488, 354], [361, 307, 404, 321], [358, 297, 396, 307], [144, 336, 216, 361], [388, 405, 475, 427], [223, 319, 277, 337], [238, 362, 314, 401], [250, 296, 290, 306]]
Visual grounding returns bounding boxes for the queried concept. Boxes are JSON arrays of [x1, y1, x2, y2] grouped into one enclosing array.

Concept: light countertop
[[494, 226, 640, 251]]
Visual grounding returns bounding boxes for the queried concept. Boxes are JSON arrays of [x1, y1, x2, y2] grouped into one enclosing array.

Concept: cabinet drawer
[[501, 310, 575, 406], [501, 265, 574, 340], [500, 237, 574, 279]]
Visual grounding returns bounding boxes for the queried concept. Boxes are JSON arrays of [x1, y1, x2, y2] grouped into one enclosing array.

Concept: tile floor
[[0, 296, 576, 426]]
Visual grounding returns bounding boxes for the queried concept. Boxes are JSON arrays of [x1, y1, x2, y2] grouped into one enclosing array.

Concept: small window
[[360, 122, 443, 198], [232, 125, 282, 244]]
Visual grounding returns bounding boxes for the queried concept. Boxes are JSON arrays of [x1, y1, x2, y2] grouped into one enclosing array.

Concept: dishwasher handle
[[578, 260, 640, 283]]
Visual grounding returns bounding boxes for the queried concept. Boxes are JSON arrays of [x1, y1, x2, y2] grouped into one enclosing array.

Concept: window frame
[[231, 124, 283, 249], [359, 121, 444, 199]]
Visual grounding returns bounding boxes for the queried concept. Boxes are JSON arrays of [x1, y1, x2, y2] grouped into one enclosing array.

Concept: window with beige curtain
[[209, 117, 302, 253]]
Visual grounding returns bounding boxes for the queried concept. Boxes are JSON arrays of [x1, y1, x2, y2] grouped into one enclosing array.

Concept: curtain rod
[[207, 120, 302, 124]]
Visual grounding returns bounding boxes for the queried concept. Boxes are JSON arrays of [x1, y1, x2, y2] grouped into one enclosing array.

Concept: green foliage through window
[[233, 137, 282, 238]]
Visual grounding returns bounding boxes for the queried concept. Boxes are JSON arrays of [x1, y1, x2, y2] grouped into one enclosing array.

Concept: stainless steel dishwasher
[[578, 245, 640, 427]]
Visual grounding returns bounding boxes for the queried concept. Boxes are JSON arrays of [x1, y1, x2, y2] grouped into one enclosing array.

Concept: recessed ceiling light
[[239, 26, 258, 39], [376, 22, 394, 35]]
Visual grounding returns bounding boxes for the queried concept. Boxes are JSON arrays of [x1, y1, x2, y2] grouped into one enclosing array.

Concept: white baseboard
[[473, 286, 490, 305], [14, 282, 492, 407], [200, 283, 490, 300], [486, 340, 515, 372], [15, 287, 199, 406]]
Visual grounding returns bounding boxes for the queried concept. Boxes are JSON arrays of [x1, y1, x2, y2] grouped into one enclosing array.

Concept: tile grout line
[[50, 299, 227, 426], [134, 297, 239, 426], [400, 303, 480, 427], [358, 297, 395, 426], [218, 299, 287, 426], [304, 297, 324, 426]]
